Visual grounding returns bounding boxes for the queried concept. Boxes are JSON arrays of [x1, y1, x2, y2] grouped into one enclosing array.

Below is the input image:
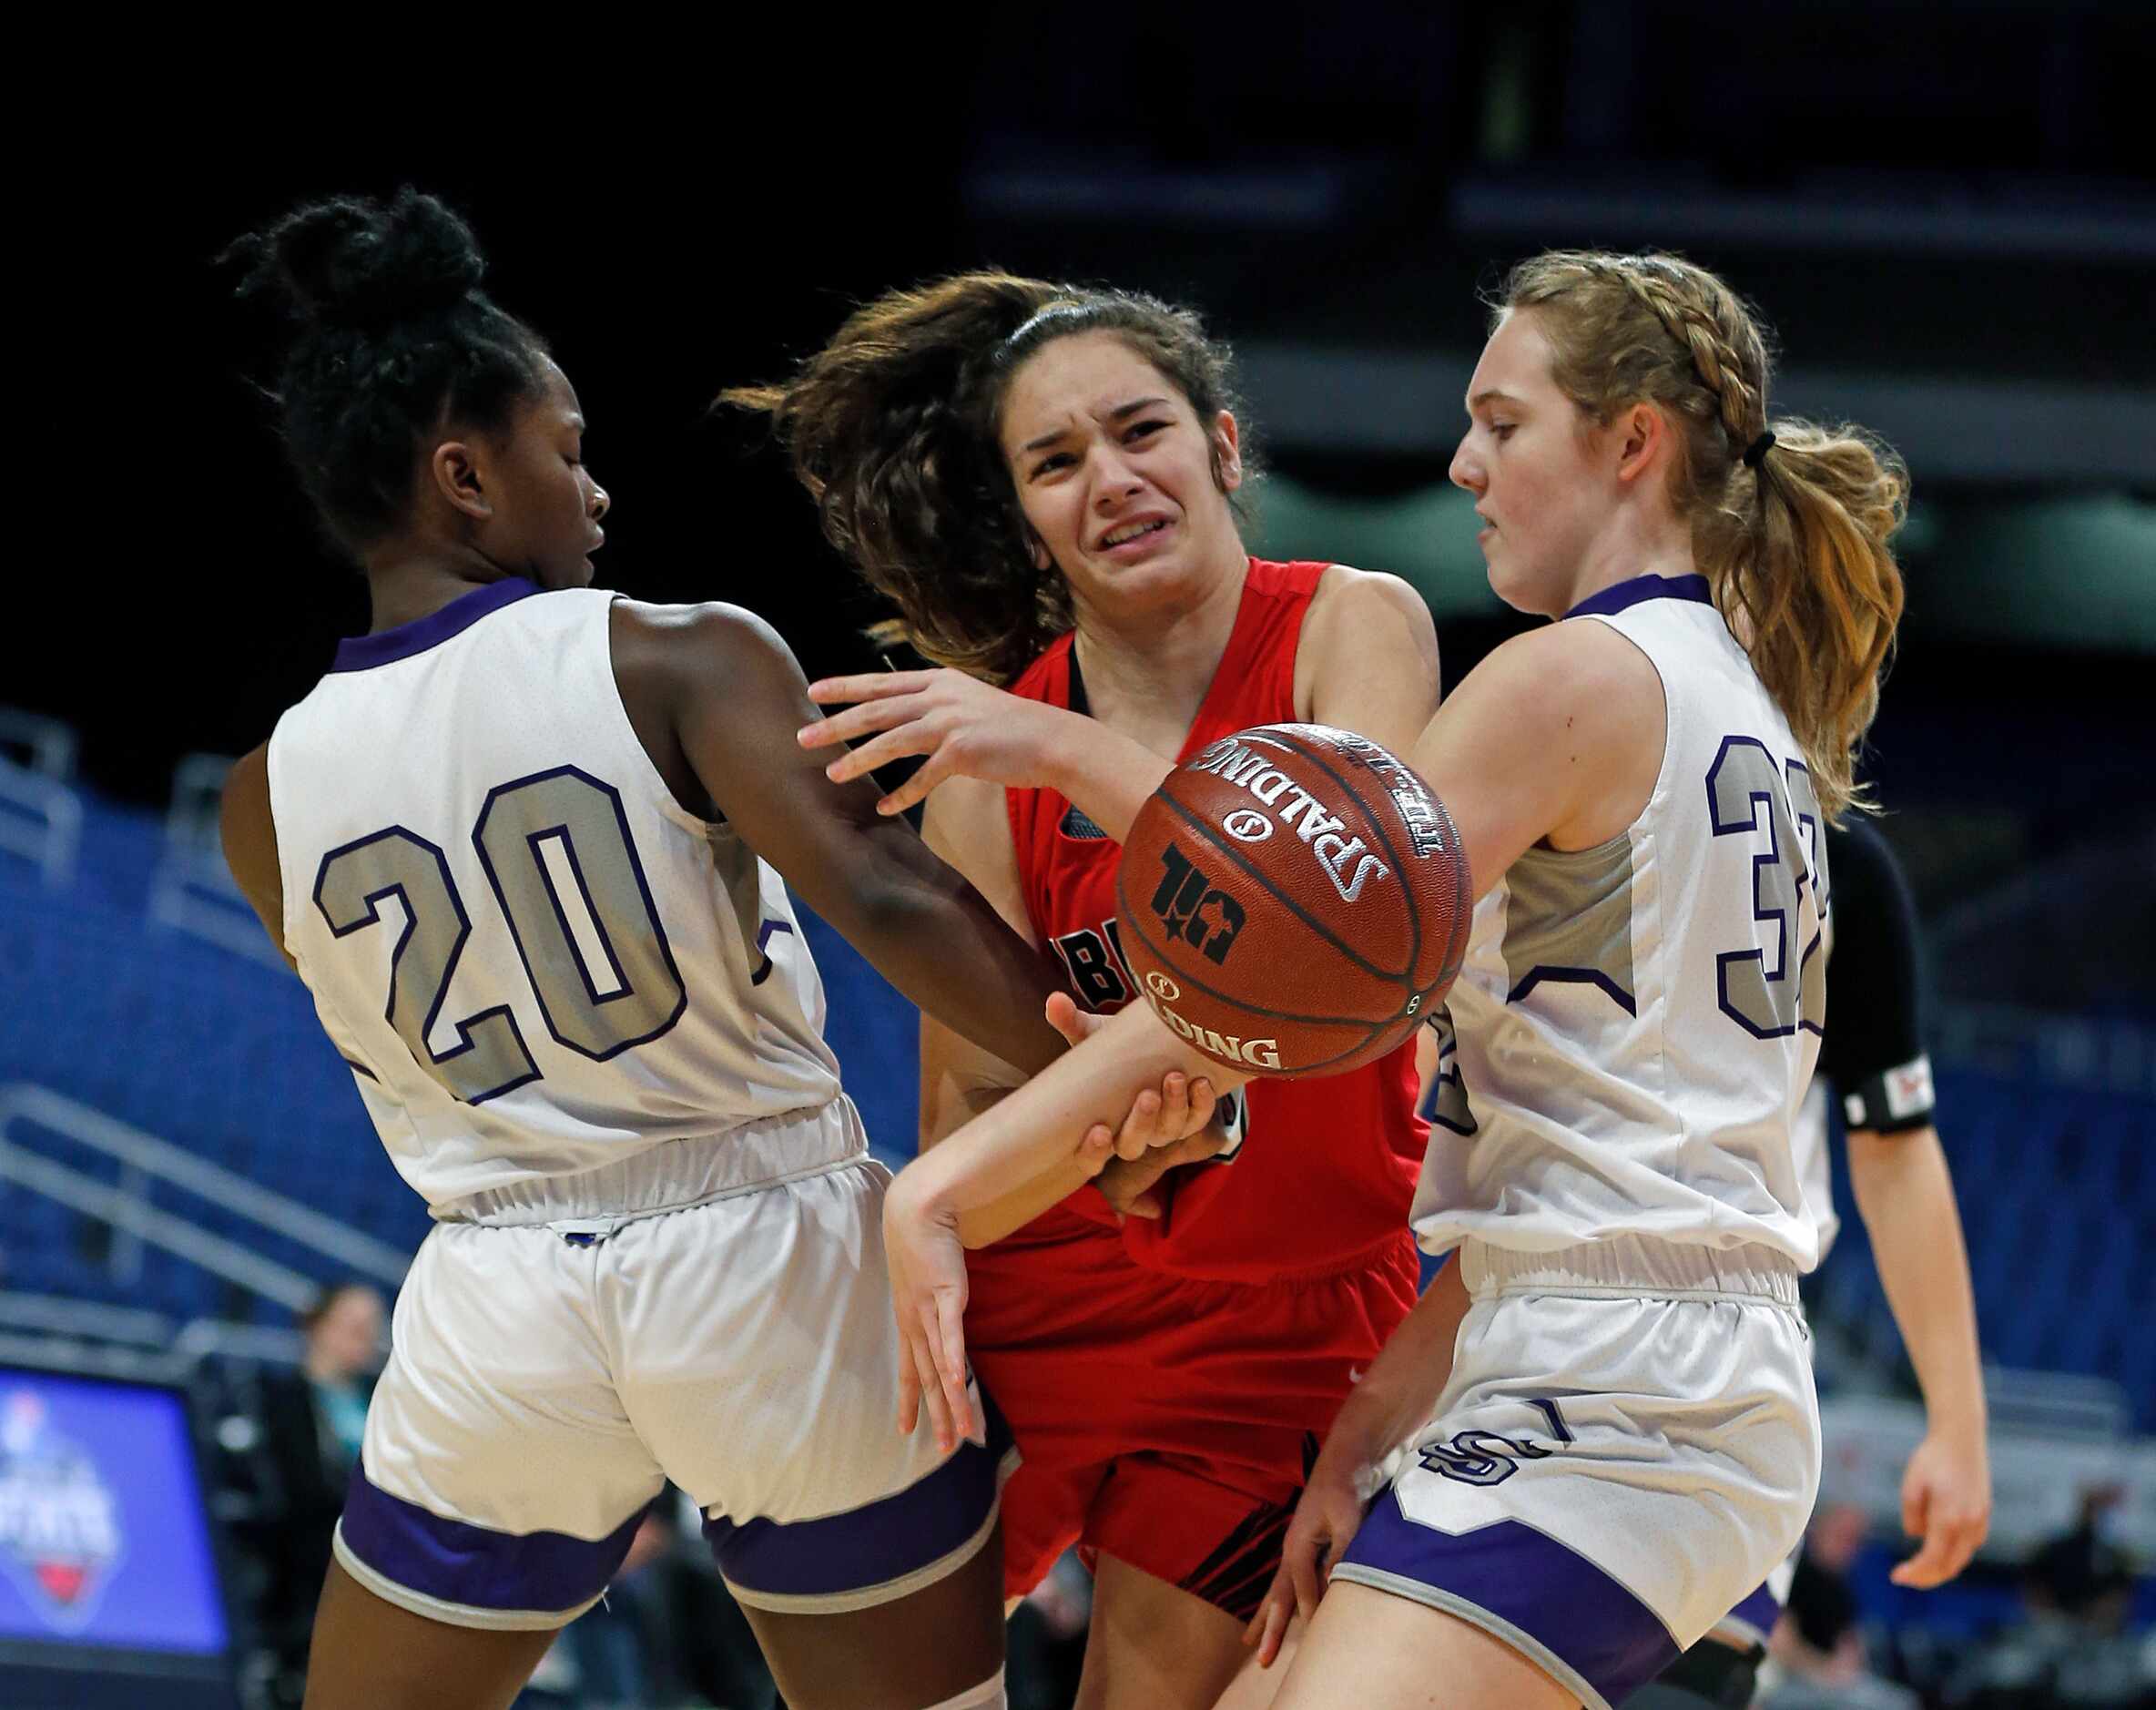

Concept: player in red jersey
[[730, 273, 1440, 1708]]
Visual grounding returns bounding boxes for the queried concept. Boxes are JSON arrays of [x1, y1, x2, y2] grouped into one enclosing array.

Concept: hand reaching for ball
[[1045, 992, 1228, 1219]]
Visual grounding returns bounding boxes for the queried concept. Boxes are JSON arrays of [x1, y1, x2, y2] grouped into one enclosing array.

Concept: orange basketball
[[1114, 724, 1472, 1077]]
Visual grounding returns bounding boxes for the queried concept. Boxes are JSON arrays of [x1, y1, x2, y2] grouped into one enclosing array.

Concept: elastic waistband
[[1460, 1234, 1801, 1309], [432, 1097, 870, 1229]]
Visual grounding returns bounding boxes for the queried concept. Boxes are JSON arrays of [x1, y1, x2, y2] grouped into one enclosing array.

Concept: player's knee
[[920, 1664, 1007, 1709]]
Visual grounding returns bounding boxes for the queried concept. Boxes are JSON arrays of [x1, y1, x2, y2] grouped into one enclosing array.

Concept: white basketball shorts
[[333, 1105, 1015, 1631], [1331, 1235, 1820, 1710]]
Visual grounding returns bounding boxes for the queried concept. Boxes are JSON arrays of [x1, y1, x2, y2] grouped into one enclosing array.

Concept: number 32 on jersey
[[1705, 737, 1828, 1040]]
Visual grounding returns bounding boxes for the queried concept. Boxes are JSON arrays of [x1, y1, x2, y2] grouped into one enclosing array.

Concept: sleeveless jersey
[[1002, 558, 1426, 1283], [1410, 573, 1826, 1268], [268, 579, 842, 1210]]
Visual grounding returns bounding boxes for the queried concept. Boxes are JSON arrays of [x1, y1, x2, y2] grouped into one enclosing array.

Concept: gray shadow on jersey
[[1501, 833, 1637, 1016]]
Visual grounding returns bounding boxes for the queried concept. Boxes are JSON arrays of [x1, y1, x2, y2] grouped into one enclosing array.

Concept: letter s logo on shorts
[[1417, 1398, 1575, 1486], [1144, 971, 1181, 1003], [1222, 809, 1272, 843]]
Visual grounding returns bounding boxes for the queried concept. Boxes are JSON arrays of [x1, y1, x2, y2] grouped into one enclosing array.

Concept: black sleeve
[[1817, 819, 1936, 1134]]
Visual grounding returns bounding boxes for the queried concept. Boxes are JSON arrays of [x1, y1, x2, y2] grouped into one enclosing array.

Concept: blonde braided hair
[[1499, 251, 1907, 819]]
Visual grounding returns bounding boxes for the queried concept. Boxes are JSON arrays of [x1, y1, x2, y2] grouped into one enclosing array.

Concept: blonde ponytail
[[1498, 251, 1907, 817]]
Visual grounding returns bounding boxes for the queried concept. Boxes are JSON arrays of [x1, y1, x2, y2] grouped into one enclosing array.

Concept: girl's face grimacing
[[998, 331, 1243, 617]]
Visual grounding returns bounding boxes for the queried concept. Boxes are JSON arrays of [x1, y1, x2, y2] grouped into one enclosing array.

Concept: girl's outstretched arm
[[885, 1000, 1250, 1450]]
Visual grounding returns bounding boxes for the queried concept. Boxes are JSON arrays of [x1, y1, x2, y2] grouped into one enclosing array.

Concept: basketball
[[1114, 723, 1473, 1077]]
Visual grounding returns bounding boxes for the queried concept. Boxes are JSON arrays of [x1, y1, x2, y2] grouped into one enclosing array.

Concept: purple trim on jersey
[[1336, 1495, 1678, 1707], [1567, 573, 1712, 620], [330, 577, 541, 673], [706, 1397, 1012, 1600], [1724, 1578, 1782, 1641], [340, 1463, 646, 1614], [1505, 964, 1639, 1017], [750, 917, 796, 987]]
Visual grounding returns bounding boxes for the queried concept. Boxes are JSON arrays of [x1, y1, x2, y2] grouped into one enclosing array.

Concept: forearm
[[921, 1028, 1102, 1245], [1847, 1127, 1987, 1439], [924, 1067, 1100, 1244], [1042, 719, 1173, 845], [1325, 1256, 1470, 1467], [661, 605, 1070, 1076], [958, 1153, 1113, 1247], [900, 1003, 1243, 1244], [826, 834, 1068, 1077]]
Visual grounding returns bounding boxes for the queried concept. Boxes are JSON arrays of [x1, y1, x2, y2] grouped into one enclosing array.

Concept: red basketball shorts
[[965, 1227, 1419, 1622]]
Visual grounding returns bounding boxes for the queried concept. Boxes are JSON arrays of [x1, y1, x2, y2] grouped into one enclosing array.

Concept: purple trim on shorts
[[1567, 573, 1712, 619], [1337, 1492, 1678, 1706], [706, 1396, 1013, 1600], [340, 1462, 646, 1614], [330, 578, 540, 673], [1724, 1578, 1781, 1639]]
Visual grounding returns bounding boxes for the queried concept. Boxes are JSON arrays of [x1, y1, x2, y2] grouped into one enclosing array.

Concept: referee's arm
[[1823, 819, 1990, 1588]]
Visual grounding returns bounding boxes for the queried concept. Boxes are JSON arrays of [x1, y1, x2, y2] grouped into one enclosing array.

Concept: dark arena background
[[5, 10, 2152, 1707]]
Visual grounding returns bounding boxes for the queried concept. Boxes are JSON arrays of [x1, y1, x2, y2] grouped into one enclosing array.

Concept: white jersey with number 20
[[269, 580, 841, 1211]]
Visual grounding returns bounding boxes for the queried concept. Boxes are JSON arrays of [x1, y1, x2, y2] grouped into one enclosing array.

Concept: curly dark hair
[[225, 187, 552, 557], [723, 272, 1256, 685]]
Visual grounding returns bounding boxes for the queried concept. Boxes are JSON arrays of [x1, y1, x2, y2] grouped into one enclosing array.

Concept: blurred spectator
[[1007, 1550, 1093, 1710], [518, 1503, 673, 1709], [521, 1487, 782, 1710], [2028, 1485, 2137, 1628], [1761, 1504, 1920, 1710], [1940, 1485, 2154, 1709], [252, 1280, 385, 1705], [665, 1567, 779, 1710]]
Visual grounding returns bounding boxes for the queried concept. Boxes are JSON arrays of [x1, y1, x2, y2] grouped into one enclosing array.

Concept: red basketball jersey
[[1001, 558, 1426, 1283]]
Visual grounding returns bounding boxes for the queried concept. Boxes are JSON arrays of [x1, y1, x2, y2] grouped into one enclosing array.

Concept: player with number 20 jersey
[[216, 191, 1202, 1710], [271, 581, 1031, 1635]]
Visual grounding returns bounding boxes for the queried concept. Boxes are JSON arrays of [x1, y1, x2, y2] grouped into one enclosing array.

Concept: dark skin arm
[[219, 743, 295, 972], [607, 598, 1069, 1076]]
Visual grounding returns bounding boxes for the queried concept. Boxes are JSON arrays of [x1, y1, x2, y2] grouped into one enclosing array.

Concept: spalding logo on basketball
[[1114, 724, 1472, 1077]]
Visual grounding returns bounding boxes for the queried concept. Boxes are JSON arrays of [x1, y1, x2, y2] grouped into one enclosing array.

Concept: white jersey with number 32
[[268, 580, 841, 1211], [1411, 574, 1828, 1268]]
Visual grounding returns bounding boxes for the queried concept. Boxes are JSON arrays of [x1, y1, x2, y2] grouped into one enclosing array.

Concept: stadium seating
[[1813, 1064, 2155, 1424]]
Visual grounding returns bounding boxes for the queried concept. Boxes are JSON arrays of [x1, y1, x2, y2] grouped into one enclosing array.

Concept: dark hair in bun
[[226, 187, 551, 555]]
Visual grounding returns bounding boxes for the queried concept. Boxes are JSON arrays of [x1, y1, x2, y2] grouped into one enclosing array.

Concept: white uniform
[[269, 578, 1011, 1628], [1793, 1079, 1838, 1260], [1335, 574, 1825, 1709]]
